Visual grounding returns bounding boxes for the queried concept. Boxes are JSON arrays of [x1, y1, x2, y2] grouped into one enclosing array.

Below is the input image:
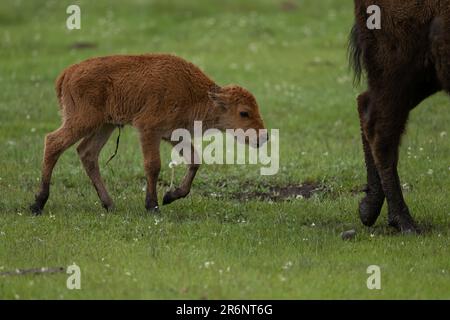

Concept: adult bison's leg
[[138, 129, 162, 213], [162, 139, 200, 205], [357, 91, 385, 226], [365, 96, 418, 233]]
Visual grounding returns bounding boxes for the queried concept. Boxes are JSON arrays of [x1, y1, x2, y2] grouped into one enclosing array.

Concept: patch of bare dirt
[[232, 182, 326, 202], [70, 42, 97, 50], [280, 1, 298, 12], [350, 184, 367, 195]]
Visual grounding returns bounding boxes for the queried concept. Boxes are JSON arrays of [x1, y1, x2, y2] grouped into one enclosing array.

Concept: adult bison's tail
[[348, 23, 364, 86]]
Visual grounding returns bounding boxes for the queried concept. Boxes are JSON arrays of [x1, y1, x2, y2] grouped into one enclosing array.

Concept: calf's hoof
[[29, 203, 43, 216], [388, 209, 420, 234], [162, 191, 176, 206], [102, 201, 115, 212], [359, 195, 384, 227], [146, 205, 160, 214], [163, 188, 188, 206]]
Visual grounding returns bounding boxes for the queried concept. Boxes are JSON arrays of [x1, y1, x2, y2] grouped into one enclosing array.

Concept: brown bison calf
[[30, 54, 266, 215], [350, 0, 450, 233]]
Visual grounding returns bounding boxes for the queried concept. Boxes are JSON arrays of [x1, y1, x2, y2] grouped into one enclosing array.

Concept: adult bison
[[349, 0, 449, 233]]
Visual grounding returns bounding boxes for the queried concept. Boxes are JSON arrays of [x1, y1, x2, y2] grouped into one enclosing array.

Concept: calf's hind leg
[[357, 91, 385, 226], [77, 124, 116, 211], [30, 122, 98, 215]]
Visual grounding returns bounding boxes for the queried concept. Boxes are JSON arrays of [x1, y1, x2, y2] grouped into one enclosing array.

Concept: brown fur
[[350, 0, 450, 233], [30, 54, 266, 214]]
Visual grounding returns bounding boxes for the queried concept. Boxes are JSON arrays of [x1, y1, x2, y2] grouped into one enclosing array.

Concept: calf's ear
[[208, 90, 230, 109]]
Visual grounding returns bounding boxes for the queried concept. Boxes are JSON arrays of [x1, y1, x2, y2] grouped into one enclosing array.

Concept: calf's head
[[208, 85, 268, 148]]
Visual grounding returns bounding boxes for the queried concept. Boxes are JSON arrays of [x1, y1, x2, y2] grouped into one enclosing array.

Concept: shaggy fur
[[30, 54, 266, 215], [349, 0, 450, 233]]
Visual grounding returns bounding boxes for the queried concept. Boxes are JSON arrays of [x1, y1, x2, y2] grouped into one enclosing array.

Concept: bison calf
[[30, 54, 266, 215]]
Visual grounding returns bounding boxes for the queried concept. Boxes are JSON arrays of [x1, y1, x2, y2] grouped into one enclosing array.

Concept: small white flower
[[248, 43, 258, 53], [427, 169, 434, 175], [168, 161, 178, 169], [282, 261, 293, 270]]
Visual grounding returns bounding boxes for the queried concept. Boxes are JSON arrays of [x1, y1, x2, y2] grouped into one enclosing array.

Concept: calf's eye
[[240, 111, 250, 118]]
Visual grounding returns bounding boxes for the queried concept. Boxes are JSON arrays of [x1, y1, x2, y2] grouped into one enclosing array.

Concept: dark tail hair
[[348, 23, 364, 86], [106, 125, 123, 166]]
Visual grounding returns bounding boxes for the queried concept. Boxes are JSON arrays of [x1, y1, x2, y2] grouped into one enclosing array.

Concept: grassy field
[[0, 0, 449, 299]]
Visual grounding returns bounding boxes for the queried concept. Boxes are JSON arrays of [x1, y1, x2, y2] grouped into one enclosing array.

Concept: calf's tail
[[55, 70, 67, 109]]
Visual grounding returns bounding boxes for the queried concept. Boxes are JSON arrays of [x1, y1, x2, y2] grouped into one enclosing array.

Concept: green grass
[[1, 0, 449, 299]]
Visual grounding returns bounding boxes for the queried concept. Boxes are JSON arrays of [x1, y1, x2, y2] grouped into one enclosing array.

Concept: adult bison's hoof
[[30, 203, 43, 216], [388, 209, 420, 234], [359, 195, 384, 226]]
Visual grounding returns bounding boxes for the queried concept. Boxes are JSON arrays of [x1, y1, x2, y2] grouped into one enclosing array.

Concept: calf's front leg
[[139, 132, 161, 212], [163, 140, 200, 205]]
